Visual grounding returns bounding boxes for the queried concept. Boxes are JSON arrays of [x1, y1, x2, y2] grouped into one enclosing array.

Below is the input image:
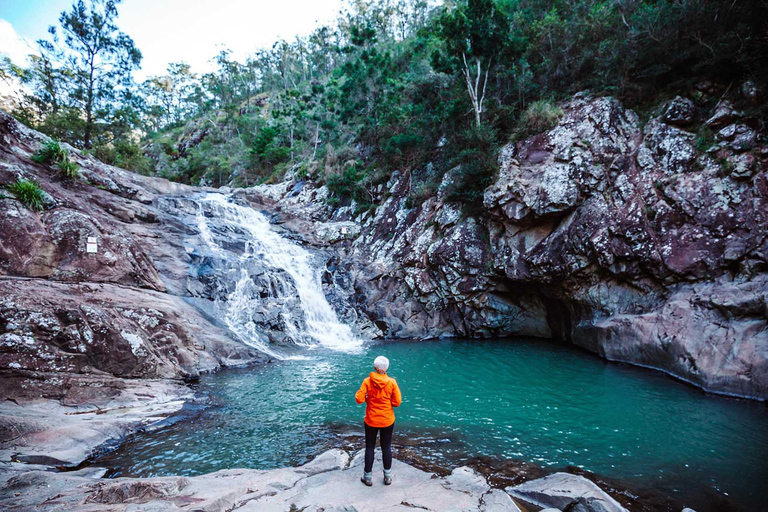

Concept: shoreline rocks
[[0, 448, 637, 512], [0, 383, 190, 467]]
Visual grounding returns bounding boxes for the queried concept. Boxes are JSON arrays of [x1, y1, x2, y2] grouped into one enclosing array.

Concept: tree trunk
[[84, 55, 95, 149], [462, 53, 489, 127]]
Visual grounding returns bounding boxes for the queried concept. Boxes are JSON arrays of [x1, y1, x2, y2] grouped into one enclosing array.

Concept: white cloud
[[0, 19, 34, 105], [0, 18, 36, 65], [115, 0, 346, 81], [1, 0, 348, 102]]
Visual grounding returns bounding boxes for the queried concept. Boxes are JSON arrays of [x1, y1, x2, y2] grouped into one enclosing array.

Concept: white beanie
[[373, 355, 389, 372]]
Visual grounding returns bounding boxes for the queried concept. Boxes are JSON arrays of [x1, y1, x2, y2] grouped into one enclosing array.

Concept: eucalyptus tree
[[142, 62, 199, 130], [435, 0, 508, 126]]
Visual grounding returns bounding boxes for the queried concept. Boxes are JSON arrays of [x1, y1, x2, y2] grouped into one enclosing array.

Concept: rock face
[[0, 382, 190, 466], [251, 93, 768, 400], [507, 472, 627, 512], [0, 111, 267, 468], [0, 449, 627, 512]]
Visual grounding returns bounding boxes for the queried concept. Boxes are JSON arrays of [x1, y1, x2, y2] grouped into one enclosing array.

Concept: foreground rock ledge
[[0, 449, 641, 512]]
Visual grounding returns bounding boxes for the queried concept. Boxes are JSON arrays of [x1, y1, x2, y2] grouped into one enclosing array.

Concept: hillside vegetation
[[4, 0, 767, 212]]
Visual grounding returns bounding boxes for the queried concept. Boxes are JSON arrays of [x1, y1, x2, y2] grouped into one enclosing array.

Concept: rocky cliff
[[246, 93, 768, 400], [0, 112, 267, 466]]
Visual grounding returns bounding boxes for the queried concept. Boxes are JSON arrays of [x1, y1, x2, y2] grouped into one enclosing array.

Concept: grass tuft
[[6, 179, 45, 211], [32, 139, 68, 164], [57, 158, 80, 180], [32, 139, 81, 181]]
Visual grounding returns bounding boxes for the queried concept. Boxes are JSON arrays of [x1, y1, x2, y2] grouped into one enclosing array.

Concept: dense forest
[[3, 0, 766, 212]]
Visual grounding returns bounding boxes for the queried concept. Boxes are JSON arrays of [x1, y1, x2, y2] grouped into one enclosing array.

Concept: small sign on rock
[[86, 236, 98, 253]]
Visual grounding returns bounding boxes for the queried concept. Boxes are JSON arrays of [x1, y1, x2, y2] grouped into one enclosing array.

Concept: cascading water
[[195, 193, 360, 356]]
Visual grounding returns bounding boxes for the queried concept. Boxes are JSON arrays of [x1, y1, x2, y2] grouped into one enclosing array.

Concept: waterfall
[[195, 193, 361, 356]]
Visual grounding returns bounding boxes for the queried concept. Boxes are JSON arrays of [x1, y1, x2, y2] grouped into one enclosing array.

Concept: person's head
[[373, 355, 389, 374]]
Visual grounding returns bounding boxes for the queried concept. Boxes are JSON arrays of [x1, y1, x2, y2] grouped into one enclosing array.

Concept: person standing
[[355, 355, 402, 486]]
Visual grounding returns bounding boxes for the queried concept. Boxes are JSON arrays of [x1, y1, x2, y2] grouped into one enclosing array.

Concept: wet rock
[[585, 276, 768, 400], [0, 278, 264, 390], [0, 381, 191, 466], [506, 472, 627, 512]]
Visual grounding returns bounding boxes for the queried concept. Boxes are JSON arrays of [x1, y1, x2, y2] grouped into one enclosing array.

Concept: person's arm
[[391, 379, 402, 407], [355, 379, 369, 404]]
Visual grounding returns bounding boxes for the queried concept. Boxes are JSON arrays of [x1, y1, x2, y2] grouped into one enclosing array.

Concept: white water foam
[[196, 193, 361, 355]]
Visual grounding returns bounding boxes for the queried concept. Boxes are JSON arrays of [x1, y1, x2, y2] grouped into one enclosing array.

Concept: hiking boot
[[361, 472, 372, 487], [384, 471, 392, 485]]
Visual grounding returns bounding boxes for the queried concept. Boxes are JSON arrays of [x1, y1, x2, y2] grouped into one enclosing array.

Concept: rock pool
[[96, 337, 768, 511]]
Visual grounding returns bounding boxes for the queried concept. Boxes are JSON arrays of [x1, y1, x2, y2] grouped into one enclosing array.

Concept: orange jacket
[[355, 371, 402, 428]]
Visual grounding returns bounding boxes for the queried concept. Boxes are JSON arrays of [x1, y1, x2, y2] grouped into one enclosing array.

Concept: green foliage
[[251, 127, 291, 165], [718, 158, 735, 176], [248, 125, 292, 182], [252, 127, 280, 155], [442, 125, 499, 215], [6, 179, 46, 211], [515, 100, 564, 139], [11, 0, 768, 203], [434, 0, 512, 126], [695, 125, 715, 152], [326, 164, 371, 206], [32, 138, 81, 180], [32, 139, 68, 164], [10, 0, 143, 150], [92, 140, 153, 176], [57, 158, 80, 180]]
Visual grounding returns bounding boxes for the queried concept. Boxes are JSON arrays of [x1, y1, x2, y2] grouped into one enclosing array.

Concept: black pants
[[364, 422, 394, 473]]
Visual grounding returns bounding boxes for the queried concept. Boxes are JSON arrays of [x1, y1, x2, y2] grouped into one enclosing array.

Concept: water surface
[[98, 338, 768, 511]]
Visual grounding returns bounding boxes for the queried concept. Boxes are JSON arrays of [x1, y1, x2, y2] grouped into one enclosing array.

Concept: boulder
[[706, 100, 739, 128], [506, 472, 628, 512], [480, 489, 524, 512], [662, 96, 697, 127]]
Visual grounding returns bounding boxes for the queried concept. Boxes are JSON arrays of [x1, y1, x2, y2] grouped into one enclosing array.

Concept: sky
[[0, 0, 347, 80]]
